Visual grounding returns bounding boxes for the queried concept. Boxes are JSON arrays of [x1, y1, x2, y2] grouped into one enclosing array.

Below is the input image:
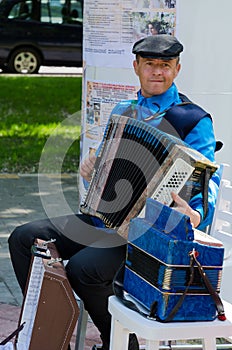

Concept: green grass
[[0, 76, 82, 173]]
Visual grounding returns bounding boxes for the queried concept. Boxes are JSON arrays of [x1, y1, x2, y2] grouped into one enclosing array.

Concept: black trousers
[[8, 214, 127, 348]]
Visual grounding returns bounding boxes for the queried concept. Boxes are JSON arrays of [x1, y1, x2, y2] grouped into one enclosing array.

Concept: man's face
[[133, 56, 181, 97]]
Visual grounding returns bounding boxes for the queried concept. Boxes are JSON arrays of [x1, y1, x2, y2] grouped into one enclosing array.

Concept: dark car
[[0, 0, 83, 73]]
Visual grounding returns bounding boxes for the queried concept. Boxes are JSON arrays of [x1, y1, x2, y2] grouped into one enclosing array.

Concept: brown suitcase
[[15, 239, 79, 350]]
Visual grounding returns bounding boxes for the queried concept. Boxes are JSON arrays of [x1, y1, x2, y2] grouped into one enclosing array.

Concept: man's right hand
[[80, 154, 96, 182], [171, 192, 201, 228]]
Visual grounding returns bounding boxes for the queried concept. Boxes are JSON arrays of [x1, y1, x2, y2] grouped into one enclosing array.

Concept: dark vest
[[158, 93, 211, 140], [123, 93, 222, 152]]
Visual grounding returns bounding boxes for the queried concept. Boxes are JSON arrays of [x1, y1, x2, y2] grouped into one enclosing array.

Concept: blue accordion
[[123, 198, 224, 321]]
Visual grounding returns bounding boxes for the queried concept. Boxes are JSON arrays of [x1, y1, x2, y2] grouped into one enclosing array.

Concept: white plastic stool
[[108, 295, 232, 350]]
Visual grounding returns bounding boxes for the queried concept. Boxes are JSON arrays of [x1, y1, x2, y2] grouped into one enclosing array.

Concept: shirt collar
[[136, 83, 181, 114]]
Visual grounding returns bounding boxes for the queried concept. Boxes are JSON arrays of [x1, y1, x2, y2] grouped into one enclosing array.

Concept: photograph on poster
[[134, 0, 176, 9], [133, 10, 176, 40]]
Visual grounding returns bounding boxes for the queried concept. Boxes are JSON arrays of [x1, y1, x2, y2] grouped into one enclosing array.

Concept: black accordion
[[80, 114, 217, 238]]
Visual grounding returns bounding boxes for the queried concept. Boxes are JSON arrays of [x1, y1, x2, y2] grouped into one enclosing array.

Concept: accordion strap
[[190, 250, 226, 321], [202, 167, 211, 219], [0, 322, 25, 345], [113, 249, 226, 322]]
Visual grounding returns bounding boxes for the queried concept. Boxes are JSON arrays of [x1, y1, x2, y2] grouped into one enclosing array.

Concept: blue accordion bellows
[[123, 198, 224, 321]]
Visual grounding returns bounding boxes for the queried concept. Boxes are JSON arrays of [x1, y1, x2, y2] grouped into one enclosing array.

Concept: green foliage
[[0, 76, 82, 173]]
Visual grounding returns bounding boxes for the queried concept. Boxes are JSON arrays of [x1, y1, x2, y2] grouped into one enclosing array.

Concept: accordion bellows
[[80, 114, 218, 238], [123, 199, 224, 321]]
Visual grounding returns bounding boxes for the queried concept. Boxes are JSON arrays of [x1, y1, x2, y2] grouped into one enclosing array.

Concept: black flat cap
[[132, 34, 183, 59]]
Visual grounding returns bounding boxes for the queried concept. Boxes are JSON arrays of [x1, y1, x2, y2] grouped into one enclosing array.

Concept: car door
[[37, 0, 83, 65]]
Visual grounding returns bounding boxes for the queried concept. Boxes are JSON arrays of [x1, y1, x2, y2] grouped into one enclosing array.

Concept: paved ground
[[0, 173, 101, 349], [1, 174, 232, 350], [0, 66, 83, 75]]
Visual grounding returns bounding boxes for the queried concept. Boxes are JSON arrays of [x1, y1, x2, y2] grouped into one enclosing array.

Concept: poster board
[[80, 0, 178, 199]]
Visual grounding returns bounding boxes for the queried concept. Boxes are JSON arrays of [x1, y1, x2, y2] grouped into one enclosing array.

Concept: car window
[[62, 0, 83, 24], [41, 0, 83, 24], [8, 0, 33, 19], [7, 0, 83, 24], [70, 0, 82, 22], [41, 0, 63, 23]]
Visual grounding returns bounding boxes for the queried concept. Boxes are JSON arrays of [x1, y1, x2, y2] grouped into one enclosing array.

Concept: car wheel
[[8, 48, 41, 74]]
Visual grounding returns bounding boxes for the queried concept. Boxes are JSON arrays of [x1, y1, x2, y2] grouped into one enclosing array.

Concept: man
[[8, 35, 219, 350]]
